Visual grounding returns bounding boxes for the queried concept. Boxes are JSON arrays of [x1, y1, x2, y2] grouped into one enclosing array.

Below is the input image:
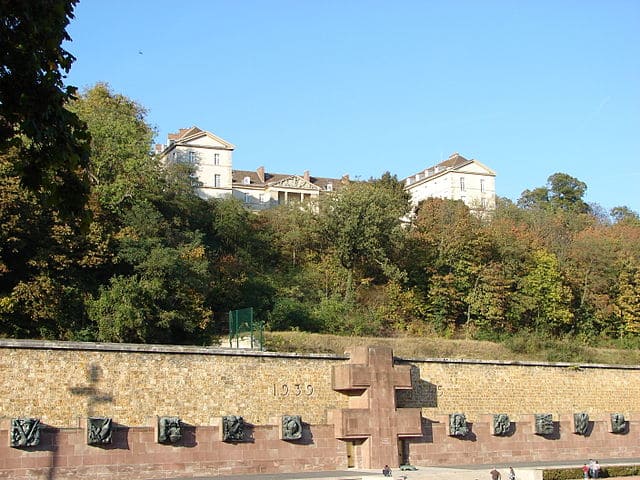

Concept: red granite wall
[[0, 423, 345, 480], [406, 415, 640, 466]]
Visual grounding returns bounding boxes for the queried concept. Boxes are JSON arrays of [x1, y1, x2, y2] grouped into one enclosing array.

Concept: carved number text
[[272, 383, 314, 397]]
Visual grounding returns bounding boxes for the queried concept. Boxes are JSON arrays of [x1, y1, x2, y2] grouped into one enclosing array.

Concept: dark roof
[[232, 168, 346, 189], [435, 152, 472, 169]]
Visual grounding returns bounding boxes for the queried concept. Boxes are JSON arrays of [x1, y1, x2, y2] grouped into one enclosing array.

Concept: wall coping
[[0, 338, 348, 360], [399, 356, 640, 370], [1, 338, 638, 370]]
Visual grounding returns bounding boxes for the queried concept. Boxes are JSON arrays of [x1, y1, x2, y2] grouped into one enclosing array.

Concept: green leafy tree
[[613, 264, 640, 334], [518, 173, 590, 214], [610, 206, 640, 226], [320, 174, 410, 295], [520, 249, 574, 333], [0, 0, 90, 217], [69, 83, 158, 213]]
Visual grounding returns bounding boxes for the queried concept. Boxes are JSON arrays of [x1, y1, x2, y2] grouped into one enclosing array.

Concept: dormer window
[[243, 176, 251, 185], [326, 183, 333, 192]]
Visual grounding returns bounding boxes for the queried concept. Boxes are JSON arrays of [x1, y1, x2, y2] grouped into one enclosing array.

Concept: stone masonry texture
[[0, 339, 639, 479]]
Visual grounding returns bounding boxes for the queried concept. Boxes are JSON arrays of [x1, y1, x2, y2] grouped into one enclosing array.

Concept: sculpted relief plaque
[[448, 413, 469, 437], [10, 418, 41, 447], [492, 414, 510, 436], [282, 415, 303, 440], [222, 415, 245, 442], [573, 413, 589, 435], [87, 417, 113, 445], [158, 416, 182, 444], [534, 414, 554, 435], [610, 413, 626, 434]]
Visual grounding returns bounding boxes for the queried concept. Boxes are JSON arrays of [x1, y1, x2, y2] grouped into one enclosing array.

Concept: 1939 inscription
[[272, 383, 314, 397]]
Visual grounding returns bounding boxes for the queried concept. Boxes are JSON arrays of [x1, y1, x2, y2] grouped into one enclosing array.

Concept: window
[[188, 151, 196, 163], [481, 198, 487, 209], [243, 193, 250, 203], [459, 177, 465, 191], [243, 176, 251, 185], [214, 153, 220, 165], [259, 193, 264, 203], [326, 183, 333, 192], [480, 179, 485, 193], [214, 174, 221, 188]]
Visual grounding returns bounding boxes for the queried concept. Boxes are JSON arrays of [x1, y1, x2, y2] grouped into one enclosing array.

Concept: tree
[[613, 264, 640, 334], [518, 173, 590, 214], [320, 175, 410, 292], [610, 206, 640, 226], [69, 83, 158, 214], [520, 249, 574, 333], [0, 0, 90, 217]]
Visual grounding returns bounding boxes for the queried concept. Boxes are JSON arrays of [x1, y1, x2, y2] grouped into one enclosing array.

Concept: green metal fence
[[228, 307, 264, 350]]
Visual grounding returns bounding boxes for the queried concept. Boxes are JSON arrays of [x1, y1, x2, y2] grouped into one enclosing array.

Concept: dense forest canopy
[[1, 1, 639, 347], [1, 84, 639, 344]]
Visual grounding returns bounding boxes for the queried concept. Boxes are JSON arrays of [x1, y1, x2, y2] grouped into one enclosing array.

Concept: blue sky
[[65, 0, 640, 212]]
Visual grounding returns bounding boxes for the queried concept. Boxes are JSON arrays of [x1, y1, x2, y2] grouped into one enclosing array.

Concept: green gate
[[228, 307, 263, 350]]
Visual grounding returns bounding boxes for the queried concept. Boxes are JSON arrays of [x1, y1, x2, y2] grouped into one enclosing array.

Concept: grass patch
[[262, 331, 640, 365]]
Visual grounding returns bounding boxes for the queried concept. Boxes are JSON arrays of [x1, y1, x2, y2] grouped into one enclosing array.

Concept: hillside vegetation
[[263, 332, 640, 366], [2, 82, 640, 349]]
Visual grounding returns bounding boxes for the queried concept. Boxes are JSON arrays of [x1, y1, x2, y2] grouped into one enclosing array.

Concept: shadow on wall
[[68, 363, 114, 417], [396, 364, 438, 408]]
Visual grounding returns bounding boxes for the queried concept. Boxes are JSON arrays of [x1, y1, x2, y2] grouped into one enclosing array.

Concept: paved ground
[[162, 459, 640, 480]]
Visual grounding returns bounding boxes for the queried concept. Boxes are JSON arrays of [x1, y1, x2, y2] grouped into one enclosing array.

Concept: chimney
[[256, 166, 265, 183], [341, 174, 350, 184], [303, 170, 310, 182]]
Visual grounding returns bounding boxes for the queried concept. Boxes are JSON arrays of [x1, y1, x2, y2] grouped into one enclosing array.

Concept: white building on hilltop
[[157, 129, 497, 214], [156, 127, 347, 209], [404, 153, 496, 213]]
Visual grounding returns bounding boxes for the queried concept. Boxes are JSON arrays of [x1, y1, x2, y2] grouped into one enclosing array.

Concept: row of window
[[185, 151, 220, 165], [459, 177, 486, 193]]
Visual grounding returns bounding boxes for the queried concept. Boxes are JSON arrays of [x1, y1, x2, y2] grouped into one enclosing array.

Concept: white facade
[[157, 127, 346, 209], [404, 153, 496, 213], [157, 127, 235, 199]]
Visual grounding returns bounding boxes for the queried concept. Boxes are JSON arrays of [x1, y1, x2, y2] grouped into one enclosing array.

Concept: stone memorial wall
[[1, 339, 639, 480]]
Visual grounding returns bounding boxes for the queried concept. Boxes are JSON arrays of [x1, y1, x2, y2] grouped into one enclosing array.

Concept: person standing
[[593, 461, 601, 479], [508, 467, 516, 480], [583, 464, 590, 479], [491, 467, 502, 480]]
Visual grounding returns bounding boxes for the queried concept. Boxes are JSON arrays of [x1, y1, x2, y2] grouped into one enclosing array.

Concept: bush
[[267, 298, 320, 332], [543, 466, 640, 480]]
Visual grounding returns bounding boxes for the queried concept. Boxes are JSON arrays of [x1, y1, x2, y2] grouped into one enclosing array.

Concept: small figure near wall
[[382, 464, 392, 477], [490, 467, 501, 480], [508, 467, 516, 480], [582, 464, 590, 479]]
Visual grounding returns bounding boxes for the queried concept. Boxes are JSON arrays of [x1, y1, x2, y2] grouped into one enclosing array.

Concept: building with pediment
[[157, 128, 496, 213], [404, 153, 496, 212], [156, 127, 348, 209]]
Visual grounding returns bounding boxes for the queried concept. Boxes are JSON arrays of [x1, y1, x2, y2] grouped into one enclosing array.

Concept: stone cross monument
[[328, 346, 422, 468]]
